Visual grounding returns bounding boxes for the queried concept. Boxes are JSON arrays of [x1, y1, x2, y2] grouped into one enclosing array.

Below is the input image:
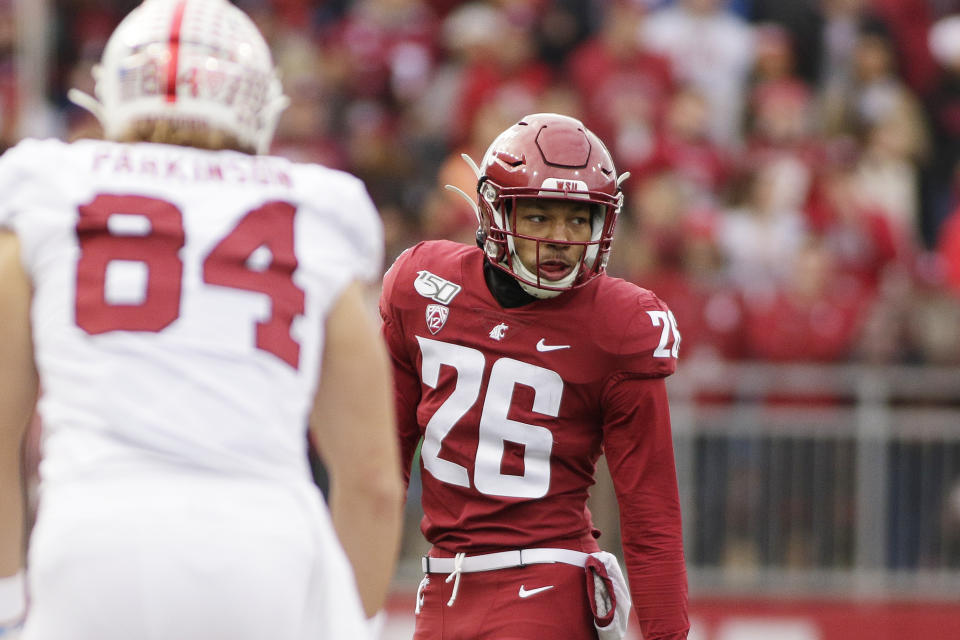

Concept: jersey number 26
[[417, 336, 560, 499]]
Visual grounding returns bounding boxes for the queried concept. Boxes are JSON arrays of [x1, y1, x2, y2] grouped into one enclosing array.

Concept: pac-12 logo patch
[[415, 270, 462, 304], [426, 304, 449, 335]]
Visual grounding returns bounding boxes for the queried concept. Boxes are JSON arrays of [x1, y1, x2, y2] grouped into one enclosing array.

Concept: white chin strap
[[517, 276, 572, 299], [508, 248, 580, 299]]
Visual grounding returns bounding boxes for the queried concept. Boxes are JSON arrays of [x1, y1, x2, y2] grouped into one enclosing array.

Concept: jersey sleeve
[[606, 287, 680, 379], [601, 374, 689, 639], [0, 139, 50, 230], [297, 166, 384, 290], [378, 245, 424, 488], [335, 174, 384, 284]]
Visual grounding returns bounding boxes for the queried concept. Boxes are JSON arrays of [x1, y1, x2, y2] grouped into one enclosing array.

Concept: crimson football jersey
[[381, 241, 689, 637], [380, 237, 681, 536], [381, 240, 689, 637]]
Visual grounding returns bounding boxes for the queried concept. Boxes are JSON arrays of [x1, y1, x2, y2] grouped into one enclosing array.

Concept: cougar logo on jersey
[[425, 304, 449, 335], [489, 323, 509, 340], [415, 270, 462, 304]]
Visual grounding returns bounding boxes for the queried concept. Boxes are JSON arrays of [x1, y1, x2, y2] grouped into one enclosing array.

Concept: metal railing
[[668, 362, 960, 599]]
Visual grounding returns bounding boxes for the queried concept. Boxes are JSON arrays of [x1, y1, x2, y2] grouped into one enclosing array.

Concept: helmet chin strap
[[515, 274, 571, 299]]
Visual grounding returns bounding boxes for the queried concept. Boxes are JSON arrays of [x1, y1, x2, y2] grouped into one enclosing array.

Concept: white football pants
[[22, 470, 368, 640]]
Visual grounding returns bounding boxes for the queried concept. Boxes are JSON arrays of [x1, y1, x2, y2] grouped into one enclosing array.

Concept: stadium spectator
[[270, 31, 348, 167], [326, 0, 438, 104], [640, 86, 734, 207], [817, 0, 891, 104], [936, 201, 960, 295], [566, 0, 674, 159], [740, 23, 821, 184], [925, 14, 960, 244], [642, 0, 755, 144], [871, 0, 939, 95], [817, 161, 910, 292], [821, 17, 929, 169], [447, 4, 552, 149], [835, 24, 930, 251], [717, 163, 809, 298], [740, 238, 872, 362], [744, 0, 824, 86], [899, 251, 960, 364], [741, 79, 824, 224]]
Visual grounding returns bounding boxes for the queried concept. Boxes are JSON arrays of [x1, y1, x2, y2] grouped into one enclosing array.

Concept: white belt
[[421, 548, 591, 574]]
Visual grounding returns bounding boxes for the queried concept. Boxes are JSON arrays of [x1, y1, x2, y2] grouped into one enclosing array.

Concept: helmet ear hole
[[481, 182, 498, 203]]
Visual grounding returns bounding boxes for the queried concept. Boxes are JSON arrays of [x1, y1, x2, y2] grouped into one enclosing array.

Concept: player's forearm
[[604, 377, 689, 637], [618, 489, 688, 637], [0, 232, 35, 579], [0, 461, 26, 630], [328, 473, 403, 617], [0, 458, 25, 578], [623, 550, 689, 639], [618, 486, 689, 638]]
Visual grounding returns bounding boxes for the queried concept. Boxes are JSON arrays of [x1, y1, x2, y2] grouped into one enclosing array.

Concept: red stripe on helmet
[[166, 0, 189, 103]]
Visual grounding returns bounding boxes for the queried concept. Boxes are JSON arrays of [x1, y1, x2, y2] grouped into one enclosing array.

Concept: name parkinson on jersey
[[92, 145, 294, 187]]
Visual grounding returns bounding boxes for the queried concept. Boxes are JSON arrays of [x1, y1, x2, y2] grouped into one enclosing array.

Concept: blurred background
[[6, 0, 960, 638]]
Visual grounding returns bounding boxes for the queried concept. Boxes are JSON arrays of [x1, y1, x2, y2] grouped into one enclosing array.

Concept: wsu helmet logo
[[540, 177, 589, 198], [425, 304, 449, 335]]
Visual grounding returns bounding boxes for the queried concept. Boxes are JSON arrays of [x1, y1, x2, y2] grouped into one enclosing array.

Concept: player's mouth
[[538, 259, 574, 280]]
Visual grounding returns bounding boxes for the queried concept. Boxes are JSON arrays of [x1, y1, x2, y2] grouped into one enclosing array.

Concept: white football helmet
[[69, 0, 289, 154]]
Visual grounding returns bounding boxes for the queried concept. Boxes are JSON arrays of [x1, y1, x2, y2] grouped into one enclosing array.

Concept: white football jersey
[[0, 138, 383, 487]]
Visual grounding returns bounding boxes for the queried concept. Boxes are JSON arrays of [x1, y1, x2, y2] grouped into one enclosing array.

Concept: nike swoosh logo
[[536, 339, 570, 352], [518, 584, 555, 598]]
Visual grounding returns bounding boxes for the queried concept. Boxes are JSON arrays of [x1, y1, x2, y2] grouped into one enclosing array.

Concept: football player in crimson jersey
[[380, 113, 689, 640], [0, 1, 402, 638]]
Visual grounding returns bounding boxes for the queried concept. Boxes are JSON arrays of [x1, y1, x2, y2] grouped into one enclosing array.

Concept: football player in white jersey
[[0, 1, 402, 639]]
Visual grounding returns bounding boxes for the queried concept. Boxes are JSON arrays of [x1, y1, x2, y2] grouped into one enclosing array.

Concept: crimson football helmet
[[467, 113, 627, 298], [68, 0, 288, 154]]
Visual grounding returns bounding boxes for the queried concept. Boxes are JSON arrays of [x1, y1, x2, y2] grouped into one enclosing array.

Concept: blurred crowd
[[6, 0, 960, 366]]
